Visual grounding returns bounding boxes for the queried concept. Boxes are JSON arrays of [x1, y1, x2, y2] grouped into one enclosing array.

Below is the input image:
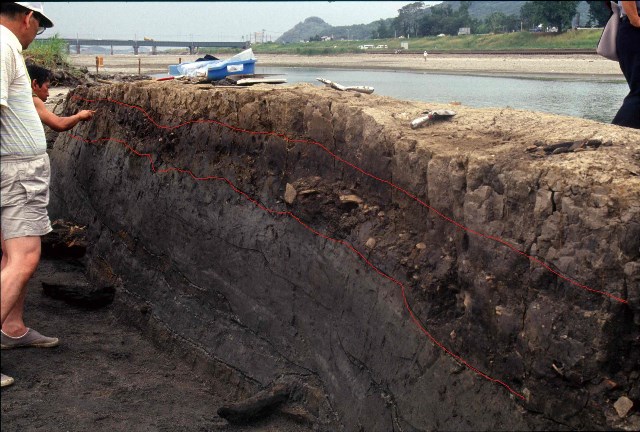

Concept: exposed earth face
[[4, 80, 639, 431]]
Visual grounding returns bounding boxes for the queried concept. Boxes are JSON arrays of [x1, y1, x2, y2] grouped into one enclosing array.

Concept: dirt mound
[[40, 80, 640, 430]]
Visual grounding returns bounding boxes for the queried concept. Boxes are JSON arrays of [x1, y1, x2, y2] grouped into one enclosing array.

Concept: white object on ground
[[410, 110, 456, 129], [316, 77, 374, 94]]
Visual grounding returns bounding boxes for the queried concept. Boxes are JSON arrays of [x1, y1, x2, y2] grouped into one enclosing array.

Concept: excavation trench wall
[[49, 81, 640, 431]]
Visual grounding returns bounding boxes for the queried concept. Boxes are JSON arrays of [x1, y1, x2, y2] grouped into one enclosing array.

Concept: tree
[[520, 1, 539, 30], [585, 0, 612, 27], [395, 1, 425, 37], [485, 12, 509, 33], [373, 19, 393, 39], [418, 3, 472, 36], [520, 1, 580, 33]]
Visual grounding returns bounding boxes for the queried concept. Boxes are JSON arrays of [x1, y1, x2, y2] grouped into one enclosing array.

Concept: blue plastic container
[[206, 59, 256, 80], [168, 64, 181, 76]]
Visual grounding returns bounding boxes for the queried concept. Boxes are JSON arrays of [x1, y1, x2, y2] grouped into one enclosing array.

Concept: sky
[[40, 1, 440, 42]]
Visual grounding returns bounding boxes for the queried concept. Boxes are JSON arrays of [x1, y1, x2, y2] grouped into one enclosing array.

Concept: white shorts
[[1, 153, 52, 240]]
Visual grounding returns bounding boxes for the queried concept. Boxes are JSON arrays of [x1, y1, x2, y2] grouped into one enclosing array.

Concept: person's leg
[[1, 233, 58, 346], [1, 288, 28, 336], [0, 236, 41, 326], [1, 155, 56, 347], [1, 234, 6, 269], [0, 232, 29, 336], [613, 20, 640, 128]]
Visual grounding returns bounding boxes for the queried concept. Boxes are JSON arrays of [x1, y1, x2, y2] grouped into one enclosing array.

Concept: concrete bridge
[[58, 38, 248, 55]]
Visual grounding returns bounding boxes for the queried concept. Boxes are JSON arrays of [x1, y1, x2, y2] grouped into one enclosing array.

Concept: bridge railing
[[41, 37, 248, 55]]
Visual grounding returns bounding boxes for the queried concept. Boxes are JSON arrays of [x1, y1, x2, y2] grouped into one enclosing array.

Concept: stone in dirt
[[614, 396, 634, 418], [42, 275, 115, 309], [217, 382, 291, 424], [365, 237, 376, 249], [284, 183, 297, 205], [41, 219, 88, 259]]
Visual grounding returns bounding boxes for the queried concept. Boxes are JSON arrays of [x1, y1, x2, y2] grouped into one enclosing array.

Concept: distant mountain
[[276, 16, 380, 43], [276, 1, 593, 43], [277, 17, 333, 43]]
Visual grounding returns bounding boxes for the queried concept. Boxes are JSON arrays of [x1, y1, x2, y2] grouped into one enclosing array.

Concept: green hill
[[275, 1, 594, 43], [277, 16, 379, 43], [277, 17, 333, 44]]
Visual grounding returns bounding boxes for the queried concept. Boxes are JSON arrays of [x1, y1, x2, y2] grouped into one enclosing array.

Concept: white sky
[[41, 1, 440, 41]]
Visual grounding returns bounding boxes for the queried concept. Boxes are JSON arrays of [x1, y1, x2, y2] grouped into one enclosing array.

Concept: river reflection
[[256, 66, 628, 124]]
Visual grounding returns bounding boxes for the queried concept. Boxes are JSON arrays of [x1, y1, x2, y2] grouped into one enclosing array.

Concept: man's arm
[[32, 97, 95, 132], [622, 1, 640, 27], [1, 41, 16, 108]]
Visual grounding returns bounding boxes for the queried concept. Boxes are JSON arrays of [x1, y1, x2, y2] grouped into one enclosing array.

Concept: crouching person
[[27, 64, 96, 131]]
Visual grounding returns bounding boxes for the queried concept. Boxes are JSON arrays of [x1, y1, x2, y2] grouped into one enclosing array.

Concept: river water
[[255, 66, 628, 124]]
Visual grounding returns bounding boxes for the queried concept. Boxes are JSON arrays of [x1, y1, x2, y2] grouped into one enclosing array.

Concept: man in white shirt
[[1, 2, 56, 388]]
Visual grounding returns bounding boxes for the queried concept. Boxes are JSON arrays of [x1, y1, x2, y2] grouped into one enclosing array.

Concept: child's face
[[32, 80, 51, 102]]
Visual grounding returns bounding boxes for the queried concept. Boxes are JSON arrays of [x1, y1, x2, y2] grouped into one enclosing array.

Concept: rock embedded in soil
[[284, 183, 297, 205], [42, 276, 115, 309], [614, 396, 634, 418]]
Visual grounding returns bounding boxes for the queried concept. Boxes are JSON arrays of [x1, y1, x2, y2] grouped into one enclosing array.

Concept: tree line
[[372, 1, 612, 38]]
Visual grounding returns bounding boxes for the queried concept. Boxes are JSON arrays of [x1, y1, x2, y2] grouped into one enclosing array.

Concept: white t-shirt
[[1, 25, 47, 156]]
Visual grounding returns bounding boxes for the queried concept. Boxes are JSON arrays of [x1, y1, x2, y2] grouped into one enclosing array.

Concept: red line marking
[[69, 133, 526, 400], [71, 95, 626, 305]]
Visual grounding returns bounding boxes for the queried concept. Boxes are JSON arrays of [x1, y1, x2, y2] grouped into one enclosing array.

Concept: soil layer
[[3, 79, 639, 431]]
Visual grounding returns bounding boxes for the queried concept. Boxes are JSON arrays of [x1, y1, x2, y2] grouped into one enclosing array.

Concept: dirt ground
[[0, 258, 314, 432]]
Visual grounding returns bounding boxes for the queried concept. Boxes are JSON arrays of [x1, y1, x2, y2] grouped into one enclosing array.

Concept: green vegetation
[[251, 29, 601, 55], [24, 34, 69, 69], [278, 2, 604, 44]]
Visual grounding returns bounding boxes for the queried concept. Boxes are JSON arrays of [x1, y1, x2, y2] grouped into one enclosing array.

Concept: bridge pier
[[76, 43, 80, 54], [152, 45, 157, 55], [133, 46, 139, 55], [111, 45, 114, 55]]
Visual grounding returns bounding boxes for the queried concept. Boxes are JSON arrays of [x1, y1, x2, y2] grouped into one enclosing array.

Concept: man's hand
[[77, 110, 96, 121]]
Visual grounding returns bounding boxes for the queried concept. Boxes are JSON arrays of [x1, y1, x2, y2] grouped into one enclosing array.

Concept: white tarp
[[175, 48, 255, 78]]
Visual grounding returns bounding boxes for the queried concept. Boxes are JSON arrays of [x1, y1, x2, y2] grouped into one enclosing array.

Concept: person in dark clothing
[[612, 1, 640, 128]]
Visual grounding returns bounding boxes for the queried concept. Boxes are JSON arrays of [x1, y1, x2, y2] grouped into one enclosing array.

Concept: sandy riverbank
[[68, 53, 624, 80]]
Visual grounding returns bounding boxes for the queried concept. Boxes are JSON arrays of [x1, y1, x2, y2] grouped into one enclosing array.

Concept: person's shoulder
[[0, 26, 20, 50], [0, 27, 21, 63], [32, 96, 47, 108]]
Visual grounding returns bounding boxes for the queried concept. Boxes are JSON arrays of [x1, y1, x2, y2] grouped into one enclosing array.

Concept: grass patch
[[24, 34, 69, 69]]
